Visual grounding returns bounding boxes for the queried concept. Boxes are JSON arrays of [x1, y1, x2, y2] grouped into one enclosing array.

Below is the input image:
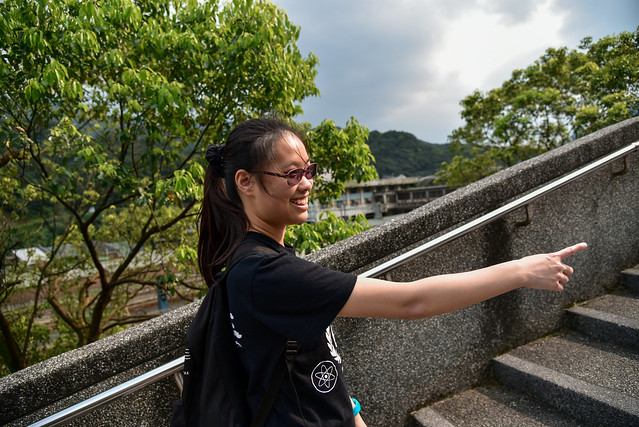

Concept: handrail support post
[[613, 155, 629, 176], [515, 205, 532, 227]]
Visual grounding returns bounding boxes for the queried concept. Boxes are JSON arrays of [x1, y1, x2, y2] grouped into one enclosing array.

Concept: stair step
[[565, 291, 639, 350], [411, 268, 639, 427], [621, 266, 639, 293], [493, 332, 639, 426], [411, 385, 580, 427]]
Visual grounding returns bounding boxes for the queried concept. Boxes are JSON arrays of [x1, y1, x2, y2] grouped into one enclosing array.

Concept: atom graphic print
[[311, 360, 338, 393]]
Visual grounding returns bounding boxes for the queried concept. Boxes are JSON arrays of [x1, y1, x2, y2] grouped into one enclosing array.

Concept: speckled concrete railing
[[2, 117, 638, 427]]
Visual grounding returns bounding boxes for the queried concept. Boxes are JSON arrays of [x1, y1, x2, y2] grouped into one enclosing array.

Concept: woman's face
[[244, 132, 313, 239]]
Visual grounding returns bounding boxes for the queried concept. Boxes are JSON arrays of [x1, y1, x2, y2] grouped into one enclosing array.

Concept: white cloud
[[431, 0, 567, 92], [274, 0, 637, 142]]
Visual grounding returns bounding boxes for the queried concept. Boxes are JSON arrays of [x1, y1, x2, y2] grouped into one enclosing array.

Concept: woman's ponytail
[[198, 144, 249, 285]]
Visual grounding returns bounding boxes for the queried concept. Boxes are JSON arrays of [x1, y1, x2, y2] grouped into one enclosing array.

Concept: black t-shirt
[[227, 232, 357, 426]]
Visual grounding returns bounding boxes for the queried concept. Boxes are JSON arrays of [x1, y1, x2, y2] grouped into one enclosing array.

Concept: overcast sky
[[273, 0, 638, 143]]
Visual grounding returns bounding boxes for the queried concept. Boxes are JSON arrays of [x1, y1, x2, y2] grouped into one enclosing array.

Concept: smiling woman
[[180, 116, 586, 426]]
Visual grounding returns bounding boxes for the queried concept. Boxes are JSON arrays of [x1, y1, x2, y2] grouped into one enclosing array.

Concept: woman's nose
[[298, 174, 313, 189]]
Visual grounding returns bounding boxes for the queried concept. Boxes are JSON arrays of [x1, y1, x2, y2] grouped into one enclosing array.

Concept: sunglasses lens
[[287, 169, 303, 186], [306, 163, 318, 179], [286, 164, 318, 186]]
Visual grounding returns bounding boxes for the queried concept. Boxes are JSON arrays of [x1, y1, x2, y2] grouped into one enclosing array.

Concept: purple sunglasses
[[262, 163, 318, 186]]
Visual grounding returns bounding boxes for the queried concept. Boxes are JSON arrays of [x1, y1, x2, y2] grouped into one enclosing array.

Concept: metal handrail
[[30, 357, 185, 427], [361, 141, 638, 278], [29, 141, 638, 427]]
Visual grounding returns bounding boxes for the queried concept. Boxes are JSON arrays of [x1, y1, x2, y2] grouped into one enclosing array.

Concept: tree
[[0, 0, 376, 374], [437, 28, 639, 187], [307, 118, 378, 205], [285, 212, 370, 256]]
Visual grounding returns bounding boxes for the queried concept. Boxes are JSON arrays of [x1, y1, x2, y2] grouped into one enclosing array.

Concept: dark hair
[[198, 117, 307, 285]]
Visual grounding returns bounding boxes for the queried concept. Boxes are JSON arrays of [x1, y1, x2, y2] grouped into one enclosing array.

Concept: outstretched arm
[[338, 243, 587, 319]]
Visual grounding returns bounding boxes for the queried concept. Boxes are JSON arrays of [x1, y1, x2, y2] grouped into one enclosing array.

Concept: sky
[[273, 0, 638, 143]]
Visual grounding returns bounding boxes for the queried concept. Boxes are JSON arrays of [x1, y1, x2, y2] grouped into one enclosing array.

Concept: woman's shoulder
[[232, 231, 355, 283], [227, 234, 292, 279]]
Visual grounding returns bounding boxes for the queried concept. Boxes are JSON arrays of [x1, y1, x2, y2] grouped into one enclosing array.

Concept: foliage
[[305, 118, 378, 205], [0, 303, 53, 376], [0, 0, 374, 374], [285, 212, 370, 256], [437, 28, 639, 187], [366, 130, 451, 178]]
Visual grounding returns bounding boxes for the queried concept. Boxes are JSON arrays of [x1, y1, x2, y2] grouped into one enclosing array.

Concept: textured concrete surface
[[412, 385, 581, 427], [506, 331, 639, 400], [581, 290, 639, 320], [493, 351, 639, 426], [622, 267, 639, 292], [0, 298, 200, 425], [1, 117, 639, 426], [563, 271, 639, 351], [414, 268, 639, 426]]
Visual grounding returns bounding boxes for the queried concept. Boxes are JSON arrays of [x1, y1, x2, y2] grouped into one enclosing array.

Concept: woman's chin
[[294, 212, 308, 224]]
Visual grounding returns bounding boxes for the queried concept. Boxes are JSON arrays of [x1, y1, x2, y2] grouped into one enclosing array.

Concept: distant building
[[8, 247, 48, 265], [8, 242, 123, 267], [308, 175, 452, 222]]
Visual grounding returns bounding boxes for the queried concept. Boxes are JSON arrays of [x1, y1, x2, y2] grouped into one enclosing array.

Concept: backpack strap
[[251, 340, 300, 427], [224, 238, 301, 427], [284, 341, 307, 426]]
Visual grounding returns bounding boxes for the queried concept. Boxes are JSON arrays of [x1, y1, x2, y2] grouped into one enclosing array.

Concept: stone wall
[[1, 117, 638, 426]]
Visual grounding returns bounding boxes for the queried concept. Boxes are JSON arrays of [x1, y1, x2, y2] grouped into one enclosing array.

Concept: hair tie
[[206, 144, 225, 177]]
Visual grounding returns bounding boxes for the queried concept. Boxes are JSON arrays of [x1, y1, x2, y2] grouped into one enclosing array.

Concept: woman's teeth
[[292, 197, 308, 206]]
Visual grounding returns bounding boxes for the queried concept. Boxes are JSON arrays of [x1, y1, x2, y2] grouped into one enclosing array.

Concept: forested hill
[[366, 130, 452, 178]]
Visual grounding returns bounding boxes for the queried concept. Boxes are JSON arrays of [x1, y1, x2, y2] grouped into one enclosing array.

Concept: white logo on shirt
[[310, 327, 342, 393], [230, 312, 242, 348], [311, 360, 338, 393], [325, 326, 341, 365]]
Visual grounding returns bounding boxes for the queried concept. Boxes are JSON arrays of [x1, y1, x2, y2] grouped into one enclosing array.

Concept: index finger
[[553, 242, 588, 260]]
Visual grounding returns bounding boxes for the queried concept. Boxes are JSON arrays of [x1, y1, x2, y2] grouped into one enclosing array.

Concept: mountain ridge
[[367, 130, 452, 178]]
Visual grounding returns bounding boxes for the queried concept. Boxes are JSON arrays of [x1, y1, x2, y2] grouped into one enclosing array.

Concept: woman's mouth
[[291, 196, 308, 207]]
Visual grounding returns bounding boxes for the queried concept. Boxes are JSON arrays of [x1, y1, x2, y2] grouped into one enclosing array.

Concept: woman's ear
[[235, 169, 254, 195]]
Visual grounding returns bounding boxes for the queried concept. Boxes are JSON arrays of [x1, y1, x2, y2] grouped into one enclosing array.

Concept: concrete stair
[[411, 266, 639, 427]]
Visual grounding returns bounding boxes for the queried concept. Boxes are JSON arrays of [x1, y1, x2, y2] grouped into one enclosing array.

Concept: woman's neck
[[248, 225, 285, 246]]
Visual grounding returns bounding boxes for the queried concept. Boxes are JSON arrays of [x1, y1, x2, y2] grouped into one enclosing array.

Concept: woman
[[198, 117, 586, 426]]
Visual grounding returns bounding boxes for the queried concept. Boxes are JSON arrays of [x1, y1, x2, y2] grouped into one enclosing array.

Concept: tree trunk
[[0, 308, 26, 373]]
